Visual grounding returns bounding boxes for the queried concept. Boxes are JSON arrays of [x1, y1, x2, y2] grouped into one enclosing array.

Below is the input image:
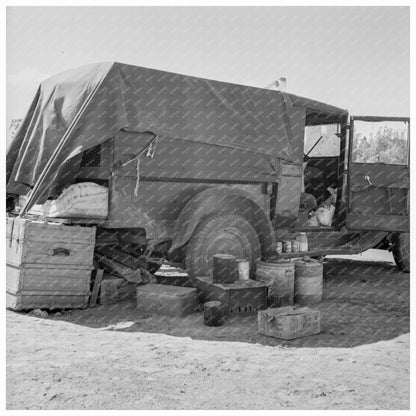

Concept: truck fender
[[169, 186, 276, 256]]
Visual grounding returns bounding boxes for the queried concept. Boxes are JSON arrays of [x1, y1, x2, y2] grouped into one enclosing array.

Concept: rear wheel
[[185, 214, 261, 278], [392, 232, 410, 272]]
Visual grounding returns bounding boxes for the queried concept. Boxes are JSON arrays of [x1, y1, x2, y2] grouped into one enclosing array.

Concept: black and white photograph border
[[1, 0, 415, 412]]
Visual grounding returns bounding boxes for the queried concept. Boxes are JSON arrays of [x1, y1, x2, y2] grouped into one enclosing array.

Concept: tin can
[[276, 242, 283, 254], [236, 259, 250, 280], [291, 240, 299, 252], [283, 241, 292, 253], [296, 232, 308, 252]]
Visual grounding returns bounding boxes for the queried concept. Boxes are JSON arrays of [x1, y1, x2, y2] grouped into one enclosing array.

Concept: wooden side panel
[[6, 232, 25, 268], [346, 214, 409, 232], [6, 265, 21, 294], [6, 217, 25, 243], [6, 218, 96, 269], [7, 292, 89, 311], [26, 221, 95, 243], [6, 218, 96, 244], [6, 265, 91, 294], [7, 240, 95, 268]]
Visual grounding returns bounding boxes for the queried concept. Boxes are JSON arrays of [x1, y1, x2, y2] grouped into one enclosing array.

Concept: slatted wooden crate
[[258, 306, 321, 340], [6, 217, 96, 310]]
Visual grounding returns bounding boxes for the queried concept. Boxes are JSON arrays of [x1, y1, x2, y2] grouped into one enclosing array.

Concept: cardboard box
[[258, 306, 320, 340]]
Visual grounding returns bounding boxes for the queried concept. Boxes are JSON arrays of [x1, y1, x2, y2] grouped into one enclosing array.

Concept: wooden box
[[6, 217, 96, 310], [136, 284, 198, 317], [190, 275, 268, 316], [6, 291, 90, 311], [6, 217, 96, 269], [258, 306, 320, 340]]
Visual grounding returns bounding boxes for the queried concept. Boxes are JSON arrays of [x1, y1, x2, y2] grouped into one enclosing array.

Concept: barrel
[[255, 260, 295, 307], [204, 301, 225, 326], [294, 258, 323, 305], [213, 254, 238, 284]]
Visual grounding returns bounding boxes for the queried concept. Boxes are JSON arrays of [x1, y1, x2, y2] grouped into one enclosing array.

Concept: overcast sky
[[6, 6, 409, 141]]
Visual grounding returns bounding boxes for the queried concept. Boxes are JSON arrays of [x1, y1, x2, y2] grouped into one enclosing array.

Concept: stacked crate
[[6, 217, 96, 310]]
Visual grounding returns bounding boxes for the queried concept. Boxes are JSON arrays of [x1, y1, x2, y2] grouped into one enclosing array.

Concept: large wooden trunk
[[6, 217, 96, 310]]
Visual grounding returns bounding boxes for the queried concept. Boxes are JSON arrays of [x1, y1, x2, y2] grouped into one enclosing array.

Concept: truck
[[6, 62, 410, 278]]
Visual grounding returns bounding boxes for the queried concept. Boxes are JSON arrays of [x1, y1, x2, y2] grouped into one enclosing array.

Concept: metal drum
[[204, 301, 225, 326], [255, 260, 295, 307], [213, 254, 238, 284], [294, 258, 323, 305]]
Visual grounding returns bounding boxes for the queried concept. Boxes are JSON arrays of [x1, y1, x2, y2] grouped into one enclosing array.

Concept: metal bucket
[[204, 301, 225, 326], [255, 260, 295, 307], [294, 259, 323, 305]]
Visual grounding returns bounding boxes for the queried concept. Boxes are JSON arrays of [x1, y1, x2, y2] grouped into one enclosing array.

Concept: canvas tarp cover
[[7, 62, 315, 206]]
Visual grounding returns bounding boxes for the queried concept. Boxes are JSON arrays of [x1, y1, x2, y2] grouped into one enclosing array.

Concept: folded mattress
[[19, 182, 108, 219]]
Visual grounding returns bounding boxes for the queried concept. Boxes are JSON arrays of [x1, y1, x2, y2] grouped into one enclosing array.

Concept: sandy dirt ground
[[6, 251, 410, 409]]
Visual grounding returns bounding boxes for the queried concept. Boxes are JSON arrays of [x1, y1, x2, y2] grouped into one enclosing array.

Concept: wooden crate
[[258, 306, 320, 340], [136, 284, 198, 317], [6, 217, 96, 269], [6, 217, 96, 310]]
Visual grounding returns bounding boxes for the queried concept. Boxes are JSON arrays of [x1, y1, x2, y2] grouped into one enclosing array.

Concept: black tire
[[185, 214, 261, 278], [392, 232, 410, 272]]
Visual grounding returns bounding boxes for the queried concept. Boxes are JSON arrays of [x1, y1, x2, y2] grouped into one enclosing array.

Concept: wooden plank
[[6, 265, 91, 294], [89, 269, 104, 307], [26, 227, 95, 244], [95, 253, 142, 283], [6, 262, 94, 270], [7, 292, 90, 311], [95, 246, 141, 269], [10, 290, 89, 296]]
